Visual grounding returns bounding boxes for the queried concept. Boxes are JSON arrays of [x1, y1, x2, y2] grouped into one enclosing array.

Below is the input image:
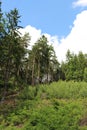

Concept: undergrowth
[[0, 81, 87, 130]]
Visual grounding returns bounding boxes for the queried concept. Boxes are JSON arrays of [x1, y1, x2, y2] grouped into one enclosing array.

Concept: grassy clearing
[[0, 81, 87, 130]]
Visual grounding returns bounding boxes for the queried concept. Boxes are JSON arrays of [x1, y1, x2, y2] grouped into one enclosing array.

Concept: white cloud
[[19, 25, 41, 48], [57, 10, 87, 62], [19, 25, 60, 53], [19, 10, 87, 63], [73, 0, 87, 7], [44, 33, 59, 51]]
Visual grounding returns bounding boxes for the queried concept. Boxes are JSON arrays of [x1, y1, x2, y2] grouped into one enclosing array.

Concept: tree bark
[[32, 57, 35, 86]]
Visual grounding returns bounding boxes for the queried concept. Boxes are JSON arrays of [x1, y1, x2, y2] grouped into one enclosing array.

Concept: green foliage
[[1, 81, 87, 129], [83, 68, 87, 82], [18, 82, 87, 129], [19, 86, 38, 100], [36, 81, 87, 99], [0, 4, 30, 99], [62, 50, 87, 82], [24, 102, 82, 130]]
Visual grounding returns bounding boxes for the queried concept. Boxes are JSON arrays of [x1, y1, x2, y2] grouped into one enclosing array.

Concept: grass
[[0, 81, 87, 129]]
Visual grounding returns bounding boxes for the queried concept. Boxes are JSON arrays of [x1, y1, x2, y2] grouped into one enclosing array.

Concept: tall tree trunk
[[47, 63, 49, 83], [32, 57, 35, 86], [1, 66, 10, 103], [37, 61, 40, 84]]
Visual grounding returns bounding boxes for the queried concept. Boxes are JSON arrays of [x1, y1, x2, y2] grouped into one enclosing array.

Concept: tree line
[[0, 1, 87, 94], [0, 2, 59, 89], [61, 50, 87, 82]]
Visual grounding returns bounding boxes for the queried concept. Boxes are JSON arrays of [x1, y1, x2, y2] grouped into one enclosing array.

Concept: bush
[[19, 86, 37, 100], [24, 101, 82, 130], [1, 81, 87, 130]]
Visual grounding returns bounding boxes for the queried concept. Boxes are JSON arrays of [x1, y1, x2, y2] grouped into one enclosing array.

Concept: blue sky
[[1, 0, 84, 37], [1, 0, 87, 62]]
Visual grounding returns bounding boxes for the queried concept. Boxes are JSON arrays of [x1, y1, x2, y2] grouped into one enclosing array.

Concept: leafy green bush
[[39, 81, 87, 99], [24, 101, 82, 130], [1, 81, 87, 130], [19, 86, 37, 100]]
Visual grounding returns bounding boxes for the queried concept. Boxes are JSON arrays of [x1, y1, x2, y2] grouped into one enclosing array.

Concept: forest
[[1, 1, 87, 130]]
